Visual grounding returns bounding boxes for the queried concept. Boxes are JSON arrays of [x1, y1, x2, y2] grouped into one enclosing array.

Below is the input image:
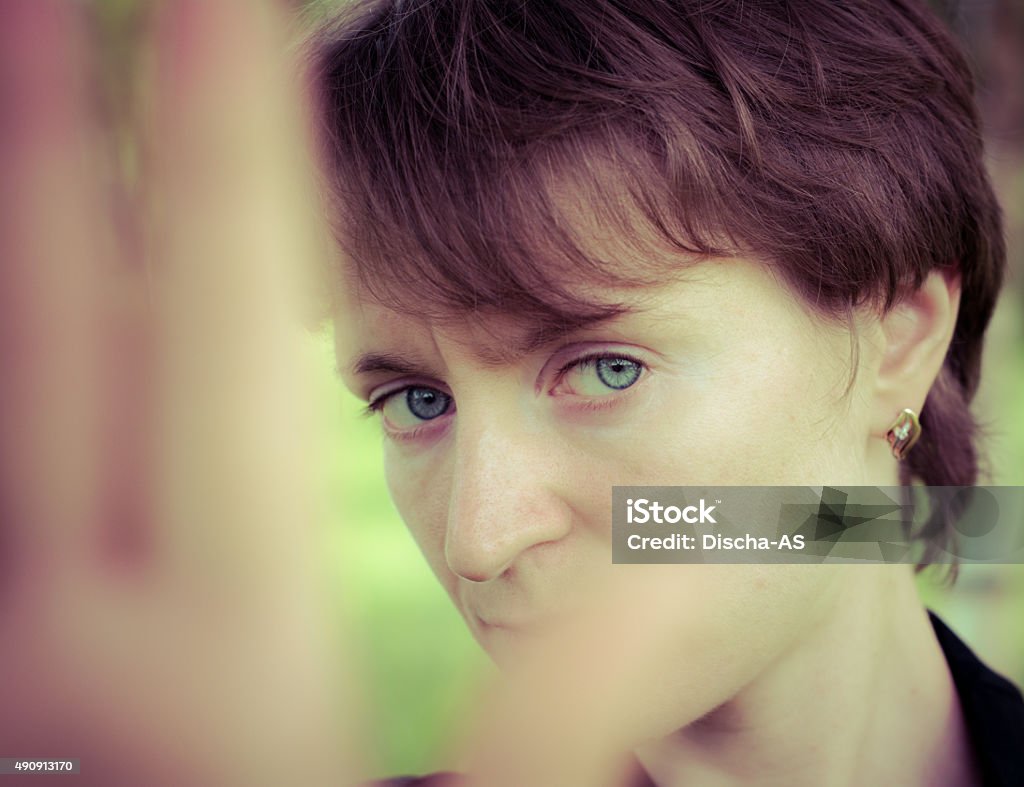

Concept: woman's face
[[336, 253, 896, 739]]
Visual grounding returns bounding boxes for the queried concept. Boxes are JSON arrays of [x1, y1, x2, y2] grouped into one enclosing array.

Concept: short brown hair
[[309, 0, 1006, 566]]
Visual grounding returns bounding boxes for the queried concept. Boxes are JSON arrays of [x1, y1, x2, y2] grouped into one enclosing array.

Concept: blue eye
[[405, 387, 450, 420], [594, 357, 642, 390], [368, 385, 453, 430], [558, 355, 645, 396]]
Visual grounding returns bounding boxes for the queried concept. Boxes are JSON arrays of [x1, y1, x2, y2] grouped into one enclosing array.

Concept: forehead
[[327, 144, 874, 398], [331, 251, 852, 396], [333, 282, 614, 375]]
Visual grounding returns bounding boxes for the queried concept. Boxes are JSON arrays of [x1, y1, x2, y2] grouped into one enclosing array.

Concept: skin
[[0, 2, 352, 784], [336, 243, 975, 785]]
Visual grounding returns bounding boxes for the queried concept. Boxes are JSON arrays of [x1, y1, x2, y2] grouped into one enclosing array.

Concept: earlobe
[[871, 269, 962, 434]]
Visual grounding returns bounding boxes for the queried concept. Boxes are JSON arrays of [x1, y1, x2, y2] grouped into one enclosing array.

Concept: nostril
[[445, 435, 572, 584], [444, 545, 507, 583]]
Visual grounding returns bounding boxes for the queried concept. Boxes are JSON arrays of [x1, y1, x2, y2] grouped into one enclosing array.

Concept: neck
[[634, 566, 979, 787]]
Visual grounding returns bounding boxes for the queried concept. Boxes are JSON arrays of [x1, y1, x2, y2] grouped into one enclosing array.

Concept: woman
[[309, 0, 1024, 784]]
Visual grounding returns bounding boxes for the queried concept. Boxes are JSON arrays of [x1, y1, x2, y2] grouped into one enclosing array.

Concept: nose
[[445, 418, 573, 583]]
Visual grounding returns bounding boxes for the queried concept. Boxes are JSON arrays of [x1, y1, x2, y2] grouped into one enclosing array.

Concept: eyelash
[[360, 395, 443, 444], [362, 351, 648, 420], [361, 396, 396, 418]]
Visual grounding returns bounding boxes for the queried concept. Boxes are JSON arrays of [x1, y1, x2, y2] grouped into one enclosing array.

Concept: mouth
[[473, 610, 561, 638], [475, 612, 520, 633], [471, 613, 548, 663], [464, 588, 578, 644]]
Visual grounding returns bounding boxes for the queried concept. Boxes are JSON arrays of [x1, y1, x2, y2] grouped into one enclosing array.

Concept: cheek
[[636, 345, 867, 486], [382, 444, 458, 595], [545, 348, 867, 517], [610, 564, 847, 741]]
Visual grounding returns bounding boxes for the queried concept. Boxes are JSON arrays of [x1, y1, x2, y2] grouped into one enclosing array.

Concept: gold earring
[[886, 408, 921, 460]]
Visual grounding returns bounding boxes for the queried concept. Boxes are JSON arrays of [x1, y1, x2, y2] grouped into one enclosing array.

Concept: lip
[[474, 611, 557, 637], [475, 612, 519, 631]]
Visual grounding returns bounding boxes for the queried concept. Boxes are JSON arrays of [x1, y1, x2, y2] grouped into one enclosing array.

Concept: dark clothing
[[375, 611, 1024, 786], [929, 612, 1024, 786]]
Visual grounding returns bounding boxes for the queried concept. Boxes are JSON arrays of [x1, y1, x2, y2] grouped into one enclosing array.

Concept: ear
[[869, 268, 962, 437]]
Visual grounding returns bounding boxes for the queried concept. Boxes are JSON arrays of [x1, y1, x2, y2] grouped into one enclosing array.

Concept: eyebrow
[[470, 313, 632, 366], [347, 309, 632, 381], [351, 352, 433, 377]]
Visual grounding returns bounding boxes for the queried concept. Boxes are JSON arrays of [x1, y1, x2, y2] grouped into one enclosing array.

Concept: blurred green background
[[93, 0, 1024, 779]]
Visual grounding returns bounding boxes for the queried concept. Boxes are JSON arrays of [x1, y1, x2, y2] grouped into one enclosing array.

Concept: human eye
[[552, 353, 646, 397], [366, 385, 454, 434]]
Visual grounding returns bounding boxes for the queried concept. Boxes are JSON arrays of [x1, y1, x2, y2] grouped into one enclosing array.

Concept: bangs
[[309, 0, 732, 333]]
